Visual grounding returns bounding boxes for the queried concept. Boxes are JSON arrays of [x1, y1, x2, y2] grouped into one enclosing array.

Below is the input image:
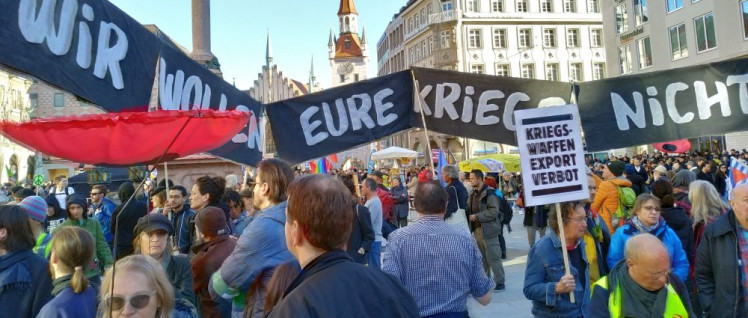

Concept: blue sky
[[110, 0, 405, 91]]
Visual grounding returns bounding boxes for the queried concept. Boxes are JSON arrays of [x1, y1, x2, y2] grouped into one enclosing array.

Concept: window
[[354, 74, 360, 82], [495, 64, 510, 76], [491, 0, 504, 12], [567, 29, 579, 47], [615, 3, 629, 34], [694, 13, 717, 52], [587, 0, 599, 13], [593, 63, 605, 80], [669, 24, 688, 60], [666, 0, 683, 13], [743, 1, 748, 39], [442, 0, 453, 11], [521, 64, 534, 79], [564, 0, 576, 13], [466, 0, 479, 12], [570, 63, 583, 81], [340, 75, 345, 82], [518, 28, 532, 48], [634, 0, 648, 26], [415, 13, 420, 28], [29, 93, 38, 109], [440, 30, 451, 48], [53, 93, 64, 107], [637, 37, 653, 69], [543, 28, 556, 48], [493, 28, 507, 48], [590, 29, 603, 47], [471, 64, 485, 74], [546, 64, 559, 81], [429, 36, 434, 52], [541, 0, 552, 13], [618, 45, 632, 74], [516, 0, 528, 12], [468, 29, 482, 48], [345, 38, 351, 49]]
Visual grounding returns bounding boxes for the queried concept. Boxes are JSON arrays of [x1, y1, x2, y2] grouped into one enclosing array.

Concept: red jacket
[[191, 235, 237, 318]]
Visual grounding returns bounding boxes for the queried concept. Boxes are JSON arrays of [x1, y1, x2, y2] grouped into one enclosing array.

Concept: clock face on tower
[[337, 62, 354, 76]]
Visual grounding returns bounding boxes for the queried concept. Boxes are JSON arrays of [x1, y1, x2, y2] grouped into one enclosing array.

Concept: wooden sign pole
[[555, 202, 575, 303]]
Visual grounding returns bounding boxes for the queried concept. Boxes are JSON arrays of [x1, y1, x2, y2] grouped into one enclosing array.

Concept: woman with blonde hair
[[100, 255, 174, 318], [38, 227, 97, 318], [688, 180, 728, 250]]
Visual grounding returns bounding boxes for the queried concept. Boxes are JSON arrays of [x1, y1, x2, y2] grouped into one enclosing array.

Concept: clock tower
[[329, 0, 368, 88]]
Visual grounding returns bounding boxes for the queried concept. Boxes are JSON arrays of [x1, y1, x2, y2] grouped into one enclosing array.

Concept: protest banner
[[515, 104, 589, 303]]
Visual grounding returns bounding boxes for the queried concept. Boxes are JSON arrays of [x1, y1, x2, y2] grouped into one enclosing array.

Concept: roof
[[291, 79, 309, 95], [143, 24, 190, 54], [338, 0, 358, 15], [335, 33, 364, 58]]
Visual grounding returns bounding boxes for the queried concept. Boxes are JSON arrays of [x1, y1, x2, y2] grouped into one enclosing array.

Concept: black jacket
[[165, 254, 198, 311], [111, 182, 148, 260], [696, 210, 747, 318], [660, 206, 695, 267], [268, 250, 419, 318], [0, 249, 53, 318], [626, 174, 646, 196], [347, 203, 375, 264]]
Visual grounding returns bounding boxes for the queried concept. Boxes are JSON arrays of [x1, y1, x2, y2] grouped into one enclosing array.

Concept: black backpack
[[498, 195, 513, 225]]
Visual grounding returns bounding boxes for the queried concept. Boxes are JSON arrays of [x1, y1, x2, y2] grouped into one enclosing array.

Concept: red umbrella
[[653, 139, 691, 154], [0, 110, 249, 166]]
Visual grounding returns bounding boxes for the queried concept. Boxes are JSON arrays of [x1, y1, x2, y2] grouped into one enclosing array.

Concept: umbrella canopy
[[459, 154, 521, 173], [371, 146, 418, 160], [653, 139, 691, 154], [0, 110, 249, 166]]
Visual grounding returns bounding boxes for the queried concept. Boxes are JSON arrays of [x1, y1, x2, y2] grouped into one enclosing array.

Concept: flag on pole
[[436, 149, 448, 187], [726, 157, 748, 199]]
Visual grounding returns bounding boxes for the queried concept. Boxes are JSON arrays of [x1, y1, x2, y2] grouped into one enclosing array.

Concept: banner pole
[[410, 71, 438, 180], [555, 202, 575, 303]]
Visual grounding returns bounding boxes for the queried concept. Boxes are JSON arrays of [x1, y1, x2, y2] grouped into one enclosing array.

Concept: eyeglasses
[[105, 291, 156, 311], [647, 268, 672, 280], [566, 217, 587, 224], [642, 206, 661, 213]]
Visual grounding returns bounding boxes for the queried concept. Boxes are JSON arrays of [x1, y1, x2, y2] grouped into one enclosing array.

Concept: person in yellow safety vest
[[590, 233, 694, 317]]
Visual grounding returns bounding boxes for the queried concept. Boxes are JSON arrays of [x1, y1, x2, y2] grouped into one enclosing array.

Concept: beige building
[[0, 68, 38, 184], [377, 0, 605, 162], [601, 0, 748, 152]]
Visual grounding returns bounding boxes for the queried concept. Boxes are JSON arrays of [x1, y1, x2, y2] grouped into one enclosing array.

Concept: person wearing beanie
[[44, 194, 67, 234], [191, 207, 237, 318], [591, 160, 633, 232], [133, 213, 199, 315], [54, 195, 113, 294], [19, 196, 52, 258]]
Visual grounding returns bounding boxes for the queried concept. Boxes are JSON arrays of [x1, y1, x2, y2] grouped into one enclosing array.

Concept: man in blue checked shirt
[[383, 181, 494, 318]]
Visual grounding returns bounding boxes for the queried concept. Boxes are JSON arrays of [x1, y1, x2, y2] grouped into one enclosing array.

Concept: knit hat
[[605, 161, 626, 177], [134, 213, 173, 236], [19, 195, 47, 222], [195, 206, 228, 237], [654, 166, 667, 174], [65, 195, 88, 219]]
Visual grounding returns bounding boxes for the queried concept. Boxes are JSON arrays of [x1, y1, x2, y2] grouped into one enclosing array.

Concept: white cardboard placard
[[515, 104, 589, 206]]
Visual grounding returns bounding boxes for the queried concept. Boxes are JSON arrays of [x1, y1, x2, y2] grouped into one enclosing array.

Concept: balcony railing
[[429, 9, 460, 25]]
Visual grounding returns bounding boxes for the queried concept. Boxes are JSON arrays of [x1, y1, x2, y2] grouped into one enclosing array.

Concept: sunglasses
[[105, 291, 155, 311]]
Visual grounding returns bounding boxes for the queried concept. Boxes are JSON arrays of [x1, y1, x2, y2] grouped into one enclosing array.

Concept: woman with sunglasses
[[606, 194, 690, 283], [37, 227, 96, 318], [100, 255, 174, 318]]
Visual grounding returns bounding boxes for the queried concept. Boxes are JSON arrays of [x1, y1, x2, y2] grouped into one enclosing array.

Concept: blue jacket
[[37, 286, 97, 318], [210, 201, 293, 314], [172, 204, 196, 255], [93, 197, 116, 244], [607, 218, 690, 282], [523, 230, 590, 318]]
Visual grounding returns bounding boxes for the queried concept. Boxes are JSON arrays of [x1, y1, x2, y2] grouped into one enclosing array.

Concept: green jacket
[[54, 218, 114, 277]]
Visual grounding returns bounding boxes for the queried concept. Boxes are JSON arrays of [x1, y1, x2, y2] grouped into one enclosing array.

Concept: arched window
[[345, 17, 350, 32]]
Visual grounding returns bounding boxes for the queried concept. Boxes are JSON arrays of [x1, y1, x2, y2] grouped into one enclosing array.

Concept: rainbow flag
[[727, 157, 748, 199]]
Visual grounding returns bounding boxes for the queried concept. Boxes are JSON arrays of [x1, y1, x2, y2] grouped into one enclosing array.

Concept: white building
[[601, 0, 748, 152], [329, 0, 370, 87], [377, 0, 606, 162], [0, 68, 39, 184]]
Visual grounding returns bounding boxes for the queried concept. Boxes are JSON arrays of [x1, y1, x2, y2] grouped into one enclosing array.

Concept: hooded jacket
[[111, 182, 148, 260], [44, 194, 66, 234], [0, 249, 53, 318], [607, 217, 690, 282], [660, 206, 695, 270], [590, 177, 633, 232]]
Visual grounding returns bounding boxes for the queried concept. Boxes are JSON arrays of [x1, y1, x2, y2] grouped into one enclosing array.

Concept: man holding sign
[[516, 105, 592, 317]]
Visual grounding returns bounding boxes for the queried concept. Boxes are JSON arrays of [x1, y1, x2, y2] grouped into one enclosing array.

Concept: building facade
[[0, 68, 38, 184], [601, 0, 748, 152], [330, 0, 370, 87], [377, 0, 605, 162]]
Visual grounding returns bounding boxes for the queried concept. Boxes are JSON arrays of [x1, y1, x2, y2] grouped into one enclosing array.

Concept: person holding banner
[[523, 201, 590, 318]]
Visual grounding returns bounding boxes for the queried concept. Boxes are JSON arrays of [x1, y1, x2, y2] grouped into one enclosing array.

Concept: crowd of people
[[0, 148, 747, 317]]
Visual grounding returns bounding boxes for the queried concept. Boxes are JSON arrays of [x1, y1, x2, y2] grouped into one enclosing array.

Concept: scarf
[[51, 274, 72, 296], [630, 216, 662, 234], [608, 261, 670, 317], [0, 249, 33, 294]]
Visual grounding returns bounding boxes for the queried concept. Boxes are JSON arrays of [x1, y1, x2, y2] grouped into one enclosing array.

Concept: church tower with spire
[[329, 0, 368, 88]]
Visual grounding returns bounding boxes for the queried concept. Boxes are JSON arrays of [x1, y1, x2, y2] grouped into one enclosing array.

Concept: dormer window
[[345, 38, 351, 49]]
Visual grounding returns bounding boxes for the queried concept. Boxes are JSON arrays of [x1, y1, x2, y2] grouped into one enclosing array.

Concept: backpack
[[376, 187, 395, 222], [612, 185, 636, 229], [485, 188, 511, 225]]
